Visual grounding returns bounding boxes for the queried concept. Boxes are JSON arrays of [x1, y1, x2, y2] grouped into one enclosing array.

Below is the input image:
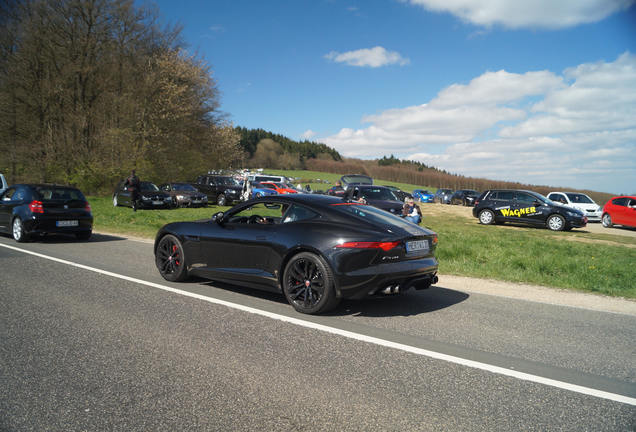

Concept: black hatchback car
[[0, 184, 93, 242], [473, 189, 587, 231]]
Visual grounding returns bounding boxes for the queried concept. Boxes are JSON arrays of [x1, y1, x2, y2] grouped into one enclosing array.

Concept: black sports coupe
[[154, 194, 439, 314]]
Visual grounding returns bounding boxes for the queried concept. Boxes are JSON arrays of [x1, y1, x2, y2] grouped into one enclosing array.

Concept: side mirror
[[534, 200, 542, 207], [211, 211, 224, 223]]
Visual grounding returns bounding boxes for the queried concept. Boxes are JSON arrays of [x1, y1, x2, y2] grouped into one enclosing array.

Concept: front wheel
[[156, 234, 188, 281], [217, 194, 227, 206], [12, 217, 27, 242], [547, 214, 565, 231], [602, 213, 613, 228], [283, 252, 339, 314], [478, 209, 495, 225]]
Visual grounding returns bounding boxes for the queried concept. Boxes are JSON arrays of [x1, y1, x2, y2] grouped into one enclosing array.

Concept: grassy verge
[[88, 182, 636, 299]]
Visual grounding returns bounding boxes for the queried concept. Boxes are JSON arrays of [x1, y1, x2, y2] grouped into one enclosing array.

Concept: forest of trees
[[0, 0, 243, 193]]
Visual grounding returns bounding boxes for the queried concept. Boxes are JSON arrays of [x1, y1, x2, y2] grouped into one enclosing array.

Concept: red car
[[260, 182, 299, 194], [601, 196, 636, 228]]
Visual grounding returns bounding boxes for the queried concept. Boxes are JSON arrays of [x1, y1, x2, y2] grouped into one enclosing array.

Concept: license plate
[[406, 240, 428, 252], [56, 220, 78, 227], [152, 200, 163, 205]]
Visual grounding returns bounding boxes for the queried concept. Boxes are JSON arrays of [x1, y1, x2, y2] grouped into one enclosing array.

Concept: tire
[[217, 194, 226, 206], [113, 195, 118, 207], [76, 231, 92, 241], [155, 234, 188, 282], [478, 209, 495, 225], [602, 213, 613, 228], [282, 252, 339, 314], [12, 217, 27, 242], [547, 214, 565, 231]]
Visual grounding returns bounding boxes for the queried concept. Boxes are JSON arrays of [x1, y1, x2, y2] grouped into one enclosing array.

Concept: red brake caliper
[[172, 244, 180, 266]]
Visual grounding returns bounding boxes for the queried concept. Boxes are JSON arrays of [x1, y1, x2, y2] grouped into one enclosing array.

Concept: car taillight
[[85, 203, 92, 213], [29, 200, 44, 213], [432, 235, 438, 246], [336, 241, 400, 251], [474, 200, 479, 206]]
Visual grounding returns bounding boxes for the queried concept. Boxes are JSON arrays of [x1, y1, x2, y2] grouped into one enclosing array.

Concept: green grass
[[88, 171, 636, 299]]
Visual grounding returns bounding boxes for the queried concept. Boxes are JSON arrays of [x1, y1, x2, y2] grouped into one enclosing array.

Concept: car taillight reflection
[[29, 200, 44, 213], [336, 241, 400, 251]]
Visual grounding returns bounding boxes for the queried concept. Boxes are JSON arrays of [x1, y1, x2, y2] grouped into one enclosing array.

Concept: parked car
[[250, 182, 278, 199], [340, 174, 373, 190], [434, 188, 453, 204], [412, 189, 434, 203], [154, 194, 438, 314], [159, 182, 208, 207], [326, 184, 345, 197], [451, 189, 480, 206], [0, 173, 7, 195], [383, 185, 412, 202], [190, 174, 242, 206], [0, 184, 93, 242], [259, 182, 299, 194], [113, 181, 172, 209], [473, 189, 587, 231], [344, 185, 403, 215], [547, 192, 602, 222], [601, 196, 636, 229]]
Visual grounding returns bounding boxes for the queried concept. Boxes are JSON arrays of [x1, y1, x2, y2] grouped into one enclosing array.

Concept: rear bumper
[[23, 214, 93, 235], [335, 257, 439, 299]]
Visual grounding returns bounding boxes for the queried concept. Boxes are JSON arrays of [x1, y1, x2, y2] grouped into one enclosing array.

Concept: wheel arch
[[278, 245, 341, 297]]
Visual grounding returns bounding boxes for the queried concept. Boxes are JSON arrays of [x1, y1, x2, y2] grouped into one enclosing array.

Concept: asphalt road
[[1, 234, 635, 431]]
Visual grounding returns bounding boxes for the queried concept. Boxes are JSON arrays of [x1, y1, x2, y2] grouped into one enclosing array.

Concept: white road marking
[[2, 242, 635, 406]]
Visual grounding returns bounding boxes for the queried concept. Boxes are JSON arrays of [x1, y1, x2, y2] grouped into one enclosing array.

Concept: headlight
[[566, 210, 581, 217], [176, 195, 185, 200], [141, 196, 150, 201]]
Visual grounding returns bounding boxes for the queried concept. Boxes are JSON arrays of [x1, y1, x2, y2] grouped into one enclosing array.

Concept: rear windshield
[[341, 175, 372, 185], [360, 188, 398, 201], [35, 186, 85, 201], [331, 203, 415, 230]]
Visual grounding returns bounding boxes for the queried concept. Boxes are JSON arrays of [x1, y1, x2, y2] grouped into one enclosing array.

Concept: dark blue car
[[0, 184, 93, 242]]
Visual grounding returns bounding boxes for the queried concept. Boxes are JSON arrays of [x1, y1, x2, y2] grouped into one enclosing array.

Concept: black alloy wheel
[[156, 234, 188, 281], [283, 252, 339, 314], [217, 194, 227, 206]]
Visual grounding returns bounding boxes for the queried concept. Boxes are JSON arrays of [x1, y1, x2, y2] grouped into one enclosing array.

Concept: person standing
[[402, 197, 422, 224], [124, 169, 140, 211]]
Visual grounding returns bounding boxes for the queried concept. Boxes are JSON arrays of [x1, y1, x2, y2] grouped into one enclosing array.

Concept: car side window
[[282, 205, 319, 223], [494, 191, 514, 201], [515, 193, 536, 204], [613, 198, 628, 206], [2, 187, 16, 201]]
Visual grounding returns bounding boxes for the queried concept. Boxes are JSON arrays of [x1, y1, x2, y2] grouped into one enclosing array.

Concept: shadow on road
[[331, 286, 469, 317], [197, 279, 469, 317], [30, 232, 128, 243]]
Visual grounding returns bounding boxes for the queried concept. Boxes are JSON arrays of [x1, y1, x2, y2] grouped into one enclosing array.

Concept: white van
[[547, 191, 602, 222]]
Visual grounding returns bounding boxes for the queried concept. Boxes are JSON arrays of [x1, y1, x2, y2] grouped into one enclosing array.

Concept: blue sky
[[149, 0, 636, 194]]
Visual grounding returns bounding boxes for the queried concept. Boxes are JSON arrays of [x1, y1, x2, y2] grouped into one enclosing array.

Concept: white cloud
[[324, 46, 410, 68], [320, 53, 636, 193], [300, 129, 317, 140], [404, 0, 635, 29]]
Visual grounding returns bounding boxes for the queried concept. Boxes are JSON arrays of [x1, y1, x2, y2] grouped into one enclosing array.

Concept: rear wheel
[[283, 252, 339, 314], [156, 234, 188, 281], [547, 214, 565, 231], [217, 194, 227, 206], [602, 213, 613, 228], [478, 209, 495, 225], [12, 217, 27, 242]]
